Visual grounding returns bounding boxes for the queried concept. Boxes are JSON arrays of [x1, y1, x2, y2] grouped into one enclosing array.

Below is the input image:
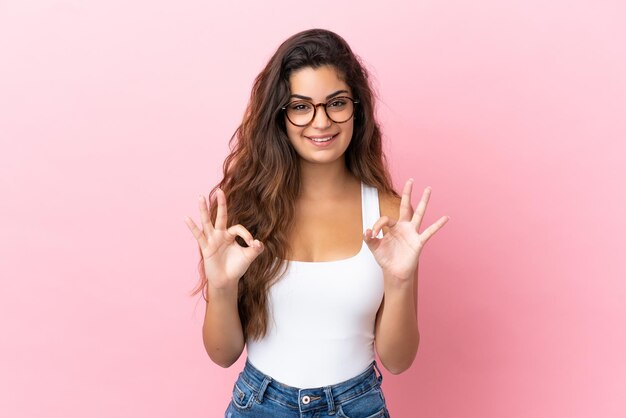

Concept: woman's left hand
[[364, 179, 449, 284]]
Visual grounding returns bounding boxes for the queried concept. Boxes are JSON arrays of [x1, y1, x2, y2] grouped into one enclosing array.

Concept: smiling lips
[[305, 133, 338, 143]]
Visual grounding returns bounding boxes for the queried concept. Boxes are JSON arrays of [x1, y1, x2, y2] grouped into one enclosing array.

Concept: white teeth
[[309, 135, 335, 142]]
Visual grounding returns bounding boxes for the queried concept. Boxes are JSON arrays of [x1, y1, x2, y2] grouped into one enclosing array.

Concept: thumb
[[363, 229, 382, 252], [243, 239, 264, 259]]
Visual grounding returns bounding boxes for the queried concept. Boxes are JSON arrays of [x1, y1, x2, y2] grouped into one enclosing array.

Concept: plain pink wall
[[1, 1, 625, 417]]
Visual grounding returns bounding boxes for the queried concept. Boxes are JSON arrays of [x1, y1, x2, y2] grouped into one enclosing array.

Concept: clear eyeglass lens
[[286, 98, 354, 126]]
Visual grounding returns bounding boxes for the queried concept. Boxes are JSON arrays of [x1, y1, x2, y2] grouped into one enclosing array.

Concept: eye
[[289, 101, 313, 113], [327, 98, 348, 108]]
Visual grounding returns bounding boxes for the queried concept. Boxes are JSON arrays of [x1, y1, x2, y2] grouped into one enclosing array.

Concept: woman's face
[[285, 65, 354, 165]]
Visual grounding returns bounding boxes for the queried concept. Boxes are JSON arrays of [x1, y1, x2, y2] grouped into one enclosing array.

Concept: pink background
[[1, 1, 625, 417]]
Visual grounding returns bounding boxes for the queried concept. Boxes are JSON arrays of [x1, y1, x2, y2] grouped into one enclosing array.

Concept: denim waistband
[[239, 358, 383, 413]]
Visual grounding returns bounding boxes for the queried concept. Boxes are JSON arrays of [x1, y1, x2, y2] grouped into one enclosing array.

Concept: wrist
[[383, 271, 415, 290], [207, 281, 239, 300], [384, 281, 413, 297]]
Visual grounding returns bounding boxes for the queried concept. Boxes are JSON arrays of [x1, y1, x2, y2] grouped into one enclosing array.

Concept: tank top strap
[[361, 181, 383, 238]]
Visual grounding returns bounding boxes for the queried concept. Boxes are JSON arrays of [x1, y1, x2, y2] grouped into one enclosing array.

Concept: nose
[[311, 103, 332, 129]]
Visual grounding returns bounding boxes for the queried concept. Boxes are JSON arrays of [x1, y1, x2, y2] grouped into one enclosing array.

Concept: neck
[[298, 157, 356, 200]]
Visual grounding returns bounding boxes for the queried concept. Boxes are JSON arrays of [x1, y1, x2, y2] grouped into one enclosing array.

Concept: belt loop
[[373, 360, 383, 384], [323, 386, 335, 414], [256, 376, 272, 403]]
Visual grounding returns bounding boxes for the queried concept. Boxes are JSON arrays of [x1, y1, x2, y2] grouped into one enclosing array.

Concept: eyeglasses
[[281, 96, 359, 127]]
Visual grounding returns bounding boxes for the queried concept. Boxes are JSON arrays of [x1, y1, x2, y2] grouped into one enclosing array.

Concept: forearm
[[375, 274, 420, 374], [202, 283, 245, 368]]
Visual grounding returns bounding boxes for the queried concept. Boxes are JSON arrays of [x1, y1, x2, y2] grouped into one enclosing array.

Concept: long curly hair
[[190, 28, 399, 341]]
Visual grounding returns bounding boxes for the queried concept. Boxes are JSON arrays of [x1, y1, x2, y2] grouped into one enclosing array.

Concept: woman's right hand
[[184, 188, 264, 291]]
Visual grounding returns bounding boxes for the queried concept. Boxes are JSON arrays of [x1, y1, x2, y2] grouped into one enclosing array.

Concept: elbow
[[204, 339, 244, 369], [380, 335, 420, 375], [207, 349, 241, 368], [387, 367, 406, 375], [212, 356, 238, 369], [385, 356, 415, 375]]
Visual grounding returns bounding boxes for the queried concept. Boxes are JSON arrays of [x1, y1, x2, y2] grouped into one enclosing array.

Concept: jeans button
[[301, 395, 311, 405]]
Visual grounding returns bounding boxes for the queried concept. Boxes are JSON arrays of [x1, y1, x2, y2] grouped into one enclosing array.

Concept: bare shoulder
[[378, 190, 402, 234]]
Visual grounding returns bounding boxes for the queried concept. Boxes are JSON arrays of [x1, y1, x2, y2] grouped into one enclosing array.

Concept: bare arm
[[202, 283, 245, 368], [185, 188, 264, 368], [366, 179, 448, 374], [374, 268, 420, 374]]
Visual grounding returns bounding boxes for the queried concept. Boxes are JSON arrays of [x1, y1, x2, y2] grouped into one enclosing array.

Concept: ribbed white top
[[246, 182, 385, 388]]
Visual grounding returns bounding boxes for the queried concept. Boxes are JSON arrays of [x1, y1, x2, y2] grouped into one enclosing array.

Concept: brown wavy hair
[[190, 28, 399, 341]]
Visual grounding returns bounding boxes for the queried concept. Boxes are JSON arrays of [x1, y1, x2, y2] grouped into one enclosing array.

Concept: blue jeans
[[225, 358, 390, 417]]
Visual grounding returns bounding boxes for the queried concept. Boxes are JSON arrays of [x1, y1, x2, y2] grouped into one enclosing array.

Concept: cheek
[[343, 122, 355, 141], [285, 122, 302, 144]]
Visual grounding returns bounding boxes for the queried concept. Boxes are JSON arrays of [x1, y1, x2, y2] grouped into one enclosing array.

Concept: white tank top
[[246, 181, 385, 388]]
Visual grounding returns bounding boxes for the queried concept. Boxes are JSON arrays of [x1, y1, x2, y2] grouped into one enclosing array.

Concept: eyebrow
[[288, 90, 350, 101]]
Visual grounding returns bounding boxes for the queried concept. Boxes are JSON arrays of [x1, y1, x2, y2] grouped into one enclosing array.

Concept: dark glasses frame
[[281, 96, 360, 127]]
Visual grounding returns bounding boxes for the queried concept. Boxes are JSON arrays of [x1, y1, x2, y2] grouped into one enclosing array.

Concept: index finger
[[214, 188, 228, 230], [411, 186, 431, 230]]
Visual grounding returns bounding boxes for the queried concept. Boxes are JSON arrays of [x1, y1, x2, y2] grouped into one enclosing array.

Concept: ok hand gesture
[[364, 179, 449, 283], [184, 188, 264, 291]]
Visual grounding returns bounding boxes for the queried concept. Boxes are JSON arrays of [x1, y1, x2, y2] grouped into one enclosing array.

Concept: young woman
[[184, 28, 449, 418]]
